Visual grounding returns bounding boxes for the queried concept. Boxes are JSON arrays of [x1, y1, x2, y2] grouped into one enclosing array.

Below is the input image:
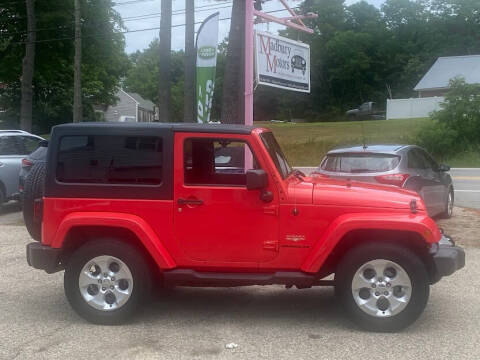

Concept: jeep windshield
[[260, 132, 292, 178]]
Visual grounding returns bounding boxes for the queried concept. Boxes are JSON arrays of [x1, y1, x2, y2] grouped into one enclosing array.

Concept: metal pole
[[73, 0, 82, 122], [244, 0, 254, 126]]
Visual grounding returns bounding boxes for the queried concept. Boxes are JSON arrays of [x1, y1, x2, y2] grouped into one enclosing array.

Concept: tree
[[184, 0, 195, 123], [124, 40, 185, 122], [158, 0, 172, 122], [19, 0, 36, 132], [0, 0, 129, 132]]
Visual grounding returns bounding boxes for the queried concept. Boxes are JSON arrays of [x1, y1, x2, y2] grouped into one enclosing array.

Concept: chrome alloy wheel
[[78, 255, 133, 311], [351, 259, 412, 318]]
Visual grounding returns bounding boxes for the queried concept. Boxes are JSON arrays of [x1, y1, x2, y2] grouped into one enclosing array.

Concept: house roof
[[414, 55, 480, 91], [124, 91, 156, 112]]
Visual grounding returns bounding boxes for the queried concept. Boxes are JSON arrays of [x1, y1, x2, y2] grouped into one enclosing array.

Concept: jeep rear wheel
[[335, 243, 429, 332], [64, 239, 150, 325]]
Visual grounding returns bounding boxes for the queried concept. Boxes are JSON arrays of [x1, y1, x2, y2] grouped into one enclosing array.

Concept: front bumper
[[26, 242, 63, 274], [430, 235, 465, 283]]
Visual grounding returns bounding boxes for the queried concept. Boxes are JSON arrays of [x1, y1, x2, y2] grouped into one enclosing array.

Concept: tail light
[[22, 158, 33, 168], [33, 198, 43, 223], [375, 173, 409, 187]]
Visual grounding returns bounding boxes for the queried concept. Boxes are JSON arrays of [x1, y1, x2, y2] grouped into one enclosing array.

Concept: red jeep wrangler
[[26, 123, 464, 331]]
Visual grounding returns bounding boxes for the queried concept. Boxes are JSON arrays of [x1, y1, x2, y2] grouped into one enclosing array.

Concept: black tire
[[23, 162, 46, 241], [439, 187, 454, 219], [64, 239, 151, 325], [335, 242, 430, 332]]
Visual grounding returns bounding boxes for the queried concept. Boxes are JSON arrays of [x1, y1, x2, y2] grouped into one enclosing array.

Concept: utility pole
[[158, 0, 172, 123], [73, 0, 82, 122], [20, 0, 36, 132], [183, 0, 195, 123], [220, 0, 245, 124]]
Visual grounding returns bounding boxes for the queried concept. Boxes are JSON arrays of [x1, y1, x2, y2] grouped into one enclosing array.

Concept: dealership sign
[[254, 31, 310, 93]]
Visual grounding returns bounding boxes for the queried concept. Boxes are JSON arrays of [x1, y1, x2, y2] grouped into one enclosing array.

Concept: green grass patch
[[257, 117, 478, 167], [259, 118, 430, 166]]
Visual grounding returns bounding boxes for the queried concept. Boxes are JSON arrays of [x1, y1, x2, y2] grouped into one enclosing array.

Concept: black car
[[291, 55, 306, 75], [315, 144, 454, 218]]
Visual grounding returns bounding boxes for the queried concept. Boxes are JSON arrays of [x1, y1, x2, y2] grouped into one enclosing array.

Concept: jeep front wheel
[[64, 239, 150, 324], [335, 243, 430, 332]]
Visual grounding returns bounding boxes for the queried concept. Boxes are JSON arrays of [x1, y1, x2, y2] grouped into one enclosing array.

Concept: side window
[[419, 149, 438, 170], [0, 136, 22, 155], [184, 138, 259, 186], [407, 149, 424, 169], [57, 135, 163, 185], [19, 136, 41, 154]]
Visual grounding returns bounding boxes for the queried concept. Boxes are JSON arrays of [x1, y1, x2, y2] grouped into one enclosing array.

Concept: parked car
[[26, 123, 464, 331], [19, 140, 48, 195], [0, 130, 44, 204], [315, 144, 454, 218], [346, 102, 386, 121]]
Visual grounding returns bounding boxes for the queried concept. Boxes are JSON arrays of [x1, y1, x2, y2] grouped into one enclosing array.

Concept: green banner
[[196, 13, 219, 123]]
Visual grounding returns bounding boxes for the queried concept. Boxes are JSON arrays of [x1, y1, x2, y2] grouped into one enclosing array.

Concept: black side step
[[163, 269, 332, 288]]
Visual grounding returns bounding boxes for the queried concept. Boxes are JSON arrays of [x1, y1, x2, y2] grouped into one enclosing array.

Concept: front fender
[[301, 212, 441, 274], [52, 212, 176, 270]]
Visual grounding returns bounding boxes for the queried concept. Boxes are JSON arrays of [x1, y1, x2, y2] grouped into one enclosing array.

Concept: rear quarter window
[[56, 135, 163, 185], [321, 153, 400, 173]]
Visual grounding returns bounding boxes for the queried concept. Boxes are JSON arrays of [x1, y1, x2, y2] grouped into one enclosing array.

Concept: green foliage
[[0, 0, 129, 132], [417, 78, 480, 159], [123, 39, 185, 122]]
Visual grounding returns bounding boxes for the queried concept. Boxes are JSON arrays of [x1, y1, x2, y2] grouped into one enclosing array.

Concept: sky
[[116, 0, 385, 54]]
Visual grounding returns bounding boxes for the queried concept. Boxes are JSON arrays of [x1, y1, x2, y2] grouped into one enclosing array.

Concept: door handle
[[177, 198, 204, 206]]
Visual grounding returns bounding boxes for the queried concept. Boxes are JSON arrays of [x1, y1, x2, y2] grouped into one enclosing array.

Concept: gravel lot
[[0, 221, 478, 360]]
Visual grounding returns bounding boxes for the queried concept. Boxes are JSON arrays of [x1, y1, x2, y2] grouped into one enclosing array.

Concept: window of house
[[57, 135, 163, 185], [184, 138, 259, 186]]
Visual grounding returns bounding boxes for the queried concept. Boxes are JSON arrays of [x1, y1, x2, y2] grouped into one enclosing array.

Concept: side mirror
[[438, 164, 450, 172], [246, 169, 268, 190], [39, 140, 49, 147]]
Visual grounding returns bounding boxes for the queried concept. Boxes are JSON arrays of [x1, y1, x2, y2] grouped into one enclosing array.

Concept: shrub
[[417, 78, 480, 159]]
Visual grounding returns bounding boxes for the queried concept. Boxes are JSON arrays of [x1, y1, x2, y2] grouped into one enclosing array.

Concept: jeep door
[[173, 133, 279, 266]]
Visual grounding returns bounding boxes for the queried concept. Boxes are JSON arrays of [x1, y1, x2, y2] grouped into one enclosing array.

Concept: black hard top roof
[[52, 122, 258, 135]]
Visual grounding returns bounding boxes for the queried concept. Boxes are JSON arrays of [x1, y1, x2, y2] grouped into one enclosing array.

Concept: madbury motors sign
[[254, 31, 310, 93]]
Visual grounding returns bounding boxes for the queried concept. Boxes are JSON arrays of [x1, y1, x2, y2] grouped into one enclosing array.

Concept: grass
[[259, 118, 432, 166]]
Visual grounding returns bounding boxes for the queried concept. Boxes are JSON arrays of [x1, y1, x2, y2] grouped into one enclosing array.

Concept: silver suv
[[0, 130, 43, 204]]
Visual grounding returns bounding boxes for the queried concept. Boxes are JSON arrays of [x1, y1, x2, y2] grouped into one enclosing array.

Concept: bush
[[417, 78, 480, 159]]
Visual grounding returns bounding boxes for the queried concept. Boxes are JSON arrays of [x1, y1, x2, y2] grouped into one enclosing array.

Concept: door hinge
[[263, 205, 279, 216], [263, 240, 279, 251]]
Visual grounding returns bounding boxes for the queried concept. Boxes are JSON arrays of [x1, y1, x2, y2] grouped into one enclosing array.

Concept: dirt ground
[[438, 207, 480, 247]]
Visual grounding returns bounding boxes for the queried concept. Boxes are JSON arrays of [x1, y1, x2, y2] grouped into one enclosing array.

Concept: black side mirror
[[39, 140, 49, 147], [438, 164, 450, 172], [246, 169, 268, 190]]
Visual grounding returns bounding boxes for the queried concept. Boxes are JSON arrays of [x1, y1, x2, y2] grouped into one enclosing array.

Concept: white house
[[387, 55, 480, 119], [103, 89, 157, 122]]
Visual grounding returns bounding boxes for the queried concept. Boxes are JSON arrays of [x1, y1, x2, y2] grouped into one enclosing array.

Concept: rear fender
[[52, 212, 176, 269], [301, 212, 441, 274]]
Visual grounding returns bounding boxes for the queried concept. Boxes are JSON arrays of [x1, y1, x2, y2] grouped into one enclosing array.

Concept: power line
[[6, 7, 300, 45], [0, 2, 234, 35]]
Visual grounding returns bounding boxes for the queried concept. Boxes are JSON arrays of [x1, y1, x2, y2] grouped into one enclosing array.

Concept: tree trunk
[[73, 0, 82, 122], [183, 0, 195, 123], [20, 0, 36, 132], [220, 0, 245, 124], [158, 0, 172, 123]]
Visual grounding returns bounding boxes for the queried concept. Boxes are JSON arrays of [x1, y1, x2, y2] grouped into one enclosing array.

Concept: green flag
[[196, 12, 219, 123]]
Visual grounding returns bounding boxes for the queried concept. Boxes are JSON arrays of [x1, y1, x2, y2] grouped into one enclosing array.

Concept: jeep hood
[[288, 175, 424, 211]]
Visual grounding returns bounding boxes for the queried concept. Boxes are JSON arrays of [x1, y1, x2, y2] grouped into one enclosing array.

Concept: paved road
[[450, 168, 480, 209], [0, 225, 478, 360]]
